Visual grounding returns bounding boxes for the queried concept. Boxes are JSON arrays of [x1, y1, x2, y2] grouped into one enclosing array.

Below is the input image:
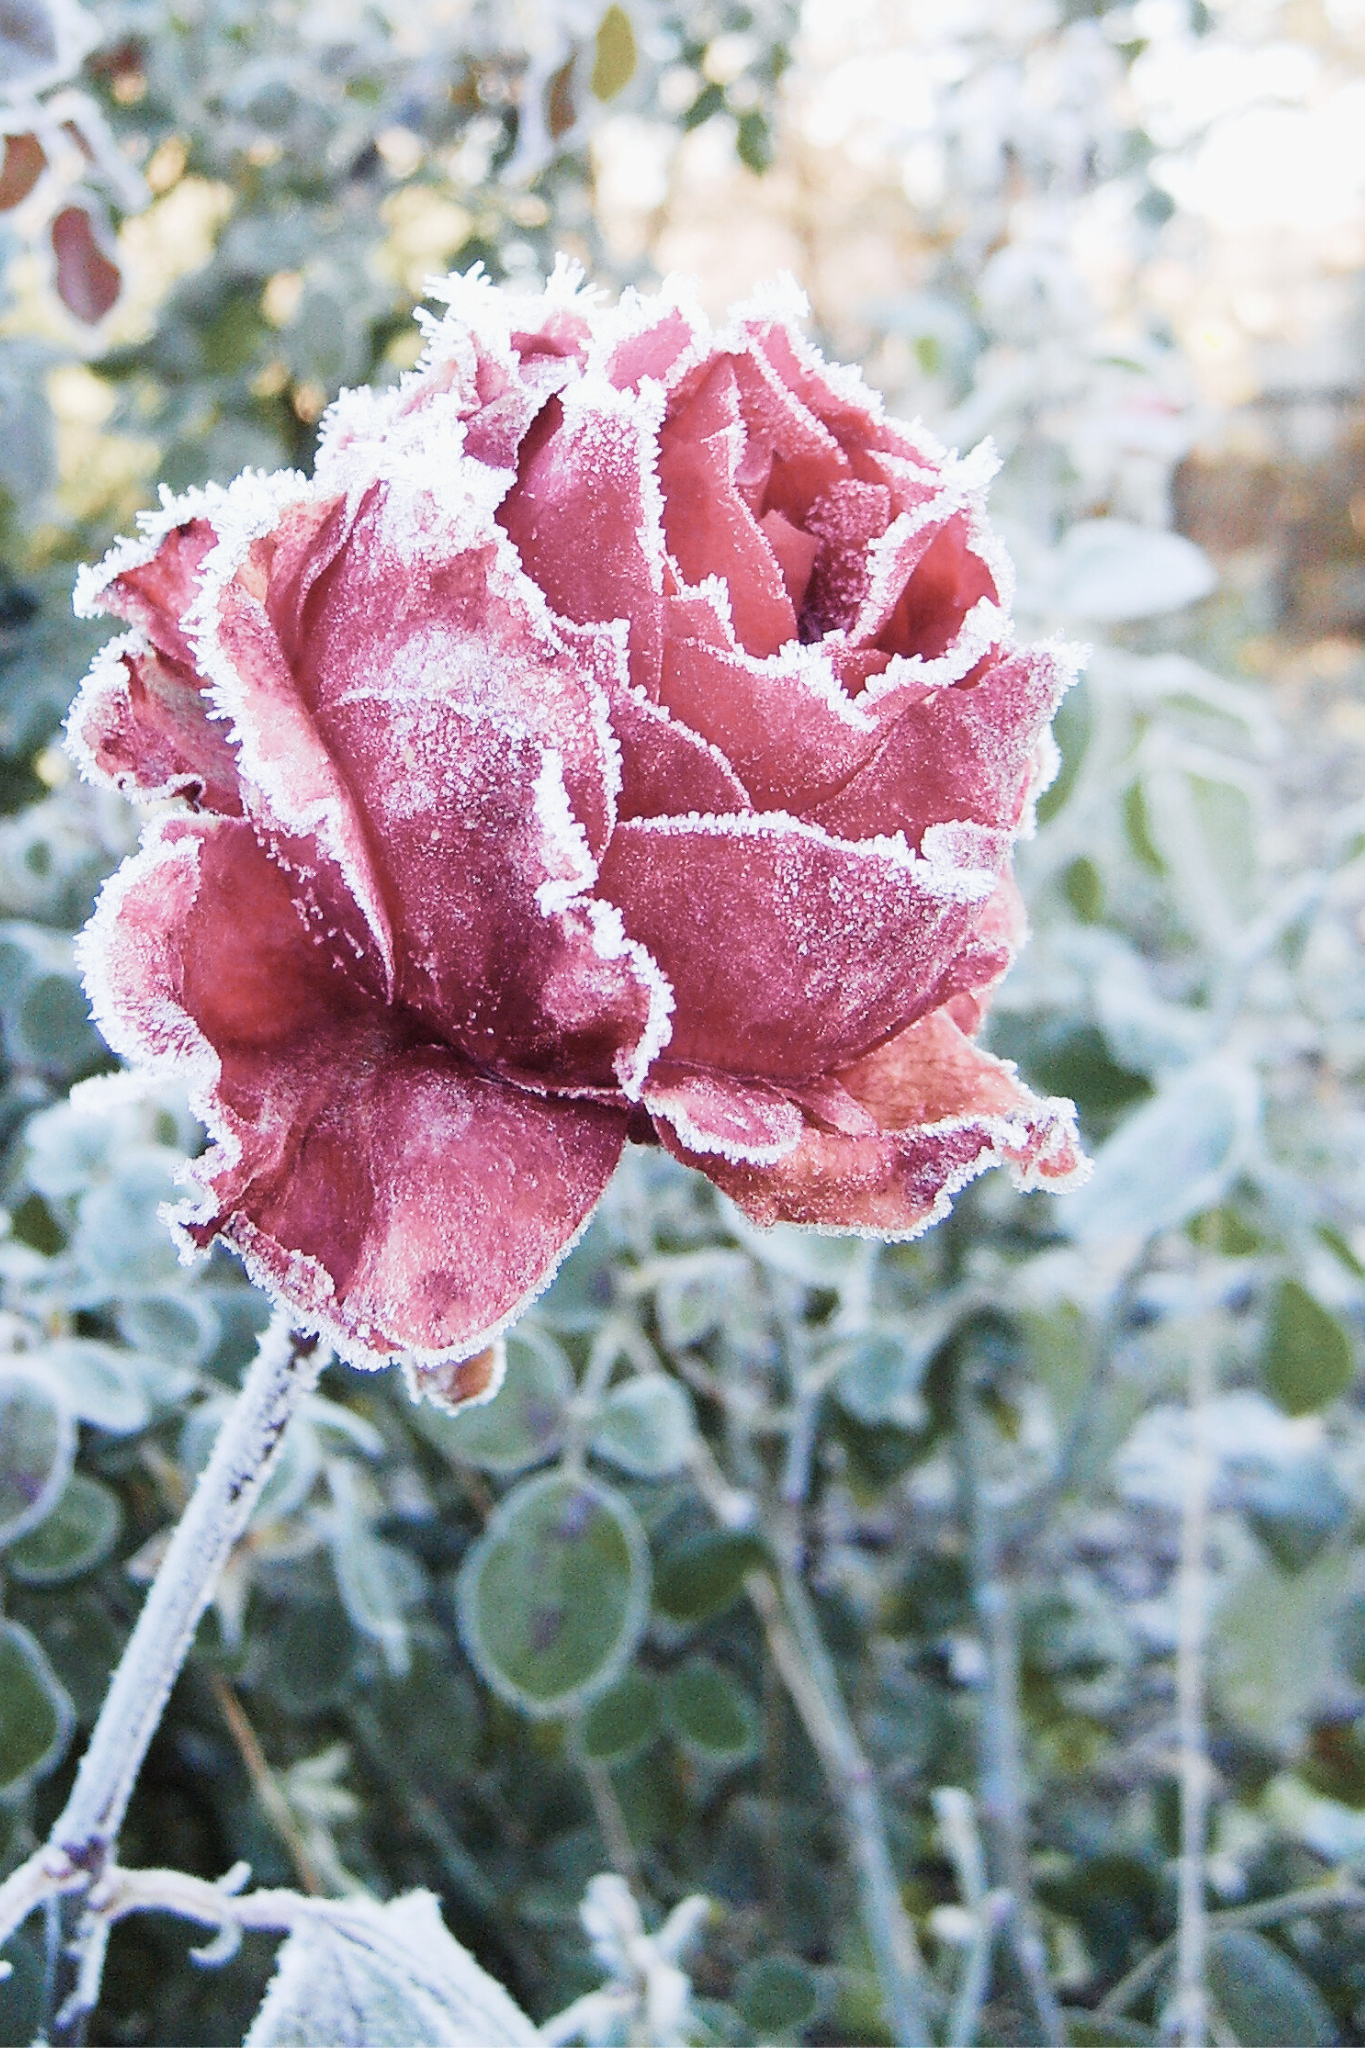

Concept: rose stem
[[954, 1340, 1066, 2048], [2, 1311, 325, 2042], [685, 1435, 935, 2046]]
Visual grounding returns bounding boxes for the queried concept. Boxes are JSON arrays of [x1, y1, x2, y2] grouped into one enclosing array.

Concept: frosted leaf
[[1043, 519, 1216, 623], [244, 1892, 538, 2048]]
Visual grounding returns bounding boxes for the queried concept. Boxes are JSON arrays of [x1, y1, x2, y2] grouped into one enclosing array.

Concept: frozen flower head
[[68, 262, 1085, 1399]]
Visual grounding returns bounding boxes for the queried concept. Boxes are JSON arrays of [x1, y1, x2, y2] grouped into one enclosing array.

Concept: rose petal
[[597, 812, 1001, 1080], [643, 1063, 803, 1164], [666, 1008, 1085, 1236], [657, 630, 878, 813], [95, 516, 219, 670], [79, 815, 630, 1370], [67, 634, 242, 813], [609, 681, 752, 820], [657, 359, 797, 657], [812, 648, 1072, 844], [499, 376, 667, 697], [276, 480, 671, 1089]]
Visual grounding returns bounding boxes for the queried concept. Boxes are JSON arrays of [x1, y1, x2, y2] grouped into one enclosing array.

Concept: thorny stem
[[0, 1313, 324, 2039], [954, 1350, 1067, 2048], [1165, 1329, 1215, 2048]]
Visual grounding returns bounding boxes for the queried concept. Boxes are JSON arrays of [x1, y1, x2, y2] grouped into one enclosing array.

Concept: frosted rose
[[69, 266, 1084, 1394]]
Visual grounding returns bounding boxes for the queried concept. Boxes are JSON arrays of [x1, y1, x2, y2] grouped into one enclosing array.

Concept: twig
[[580, 1754, 641, 1892], [1097, 1879, 1365, 2020], [0, 1313, 324, 2039], [955, 1348, 1066, 2048], [747, 1563, 934, 2046], [1165, 1328, 1214, 2048], [208, 1673, 326, 1898]]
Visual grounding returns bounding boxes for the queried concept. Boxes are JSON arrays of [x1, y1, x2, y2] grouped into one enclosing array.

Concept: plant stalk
[[0, 1312, 323, 2041], [954, 1349, 1066, 2048]]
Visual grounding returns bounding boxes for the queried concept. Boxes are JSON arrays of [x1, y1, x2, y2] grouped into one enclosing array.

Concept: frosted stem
[[0, 1313, 323, 2036], [1167, 1329, 1214, 2048], [54, 1313, 323, 1862]]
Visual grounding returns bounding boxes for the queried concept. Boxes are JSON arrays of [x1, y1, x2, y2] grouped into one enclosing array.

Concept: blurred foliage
[[2, 0, 1365, 2043]]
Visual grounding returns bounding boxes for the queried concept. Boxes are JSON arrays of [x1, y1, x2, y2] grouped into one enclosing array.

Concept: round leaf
[[1263, 1278, 1355, 1417], [7, 1473, 121, 1585], [416, 1329, 572, 1475], [735, 1955, 823, 2037], [0, 1367, 74, 1546], [1204, 1929, 1335, 2047], [653, 1528, 765, 1625], [456, 1471, 650, 1717], [0, 1619, 74, 1791], [664, 1659, 758, 1762], [827, 1325, 942, 1428], [261, 1598, 359, 1717], [579, 1668, 661, 1763], [591, 1375, 694, 1479], [34, 1337, 149, 1436]]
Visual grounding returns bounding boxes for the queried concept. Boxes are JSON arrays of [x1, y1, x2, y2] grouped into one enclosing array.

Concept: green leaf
[[0, 1619, 74, 1791], [1062, 855, 1105, 921], [1263, 1279, 1355, 1416], [579, 1667, 661, 1762], [7, 1473, 121, 1584], [734, 1955, 822, 2037], [1243, 1455, 1350, 1573], [591, 1374, 694, 1478], [735, 109, 772, 173], [0, 1367, 75, 1547], [245, 1891, 539, 2047], [1214, 1546, 1354, 1745], [413, 1329, 572, 1475], [1205, 1929, 1336, 2047], [1037, 678, 1091, 825], [664, 1658, 758, 1762], [456, 1472, 650, 1717], [590, 4, 636, 100], [261, 1598, 358, 1717], [1064, 2016, 1155, 2045], [1062, 1060, 1253, 1244], [652, 1528, 766, 1624], [826, 1323, 945, 1428], [34, 1338, 150, 1436]]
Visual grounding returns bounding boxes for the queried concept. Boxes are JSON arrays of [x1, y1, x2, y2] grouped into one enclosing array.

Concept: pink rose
[[70, 267, 1084, 1396]]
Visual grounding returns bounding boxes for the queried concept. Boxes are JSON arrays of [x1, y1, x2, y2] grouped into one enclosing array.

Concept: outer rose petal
[[78, 815, 630, 1369], [281, 485, 670, 1090], [666, 1008, 1085, 1236], [597, 813, 1002, 1081], [93, 516, 219, 669], [67, 635, 242, 813], [642, 1064, 803, 1165]]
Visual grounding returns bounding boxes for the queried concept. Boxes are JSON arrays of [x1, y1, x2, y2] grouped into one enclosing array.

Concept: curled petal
[[598, 812, 1002, 1081], [66, 634, 242, 813], [670, 1008, 1086, 1236], [84, 514, 219, 670], [78, 816, 630, 1370]]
